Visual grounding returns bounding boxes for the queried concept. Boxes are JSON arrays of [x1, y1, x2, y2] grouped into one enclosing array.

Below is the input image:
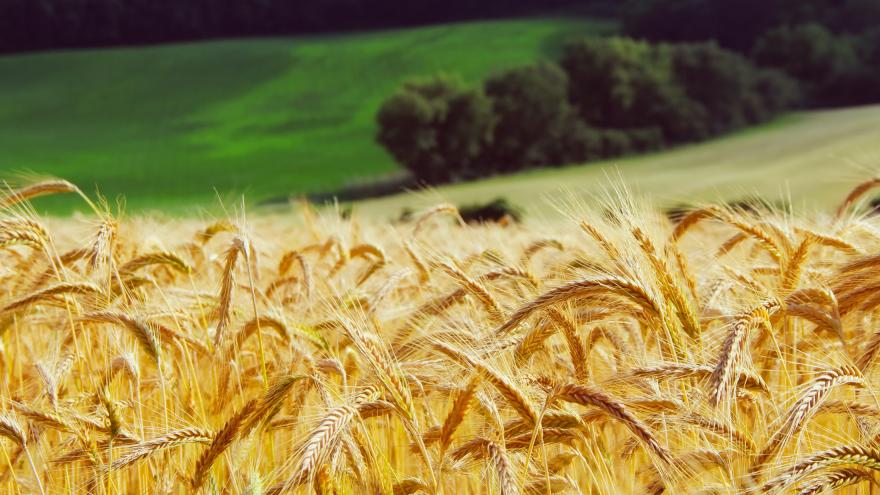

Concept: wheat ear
[[554, 383, 671, 463]]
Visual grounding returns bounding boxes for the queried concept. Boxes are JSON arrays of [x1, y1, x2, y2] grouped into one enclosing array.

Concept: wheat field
[[1, 178, 880, 494]]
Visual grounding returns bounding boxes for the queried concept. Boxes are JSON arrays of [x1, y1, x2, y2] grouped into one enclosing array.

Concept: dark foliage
[[624, 0, 880, 107], [561, 38, 798, 143], [375, 75, 495, 184], [556, 120, 605, 163], [751, 23, 879, 106], [377, 35, 799, 183], [458, 197, 522, 224], [671, 42, 802, 134], [752, 24, 858, 83], [561, 38, 677, 131], [481, 62, 579, 173]]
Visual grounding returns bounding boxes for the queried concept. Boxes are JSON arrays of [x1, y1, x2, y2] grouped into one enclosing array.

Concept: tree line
[[376, 38, 799, 183], [376, 0, 880, 183], [623, 0, 880, 107]]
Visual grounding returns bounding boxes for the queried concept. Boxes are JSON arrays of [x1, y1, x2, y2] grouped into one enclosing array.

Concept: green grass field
[[0, 17, 614, 214], [353, 104, 880, 219]]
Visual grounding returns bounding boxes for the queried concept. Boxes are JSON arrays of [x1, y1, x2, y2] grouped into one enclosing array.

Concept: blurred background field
[[354, 104, 880, 218], [0, 17, 613, 213]]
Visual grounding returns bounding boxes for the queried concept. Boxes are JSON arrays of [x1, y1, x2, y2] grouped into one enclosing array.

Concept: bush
[[481, 62, 576, 172], [376, 75, 495, 183], [458, 197, 522, 224], [598, 129, 633, 157], [555, 118, 604, 164], [625, 127, 666, 152], [673, 43, 755, 132], [621, 0, 880, 109], [561, 38, 793, 144], [671, 42, 797, 134], [751, 23, 860, 105], [752, 23, 858, 82], [376, 36, 800, 185], [561, 37, 678, 131], [750, 68, 802, 117]]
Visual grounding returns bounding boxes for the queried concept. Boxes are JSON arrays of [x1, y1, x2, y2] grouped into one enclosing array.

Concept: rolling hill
[[0, 17, 613, 213], [352, 104, 880, 219]]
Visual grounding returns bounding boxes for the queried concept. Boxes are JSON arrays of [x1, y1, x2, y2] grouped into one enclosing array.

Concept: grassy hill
[[0, 17, 614, 213], [353, 104, 880, 219]]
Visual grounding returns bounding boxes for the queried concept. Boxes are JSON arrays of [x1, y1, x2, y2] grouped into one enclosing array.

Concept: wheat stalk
[[763, 445, 880, 492], [753, 365, 865, 477], [794, 466, 876, 495], [554, 382, 671, 463], [190, 399, 257, 490]]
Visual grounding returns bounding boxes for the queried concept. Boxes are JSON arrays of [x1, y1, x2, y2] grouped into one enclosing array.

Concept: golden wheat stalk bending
[[835, 176, 880, 220], [763, 445, 880, 492], [495, 276, 663, 337], [709, 298, 780, 406], [554, 383, 672, 463], [110, 427, 215, 471], [0, 179, 81, 208], [752, 365, 865, 478], [794, 466, 876, 495], [213, 236, 247, 348], [78, 311, 162, 364], [190, 399, 257, 489], [0, 415, 45, 495]]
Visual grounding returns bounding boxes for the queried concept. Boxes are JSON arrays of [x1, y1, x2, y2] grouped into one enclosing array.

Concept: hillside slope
[[0, 17, 612, 213], [354, 104, 880, 218]]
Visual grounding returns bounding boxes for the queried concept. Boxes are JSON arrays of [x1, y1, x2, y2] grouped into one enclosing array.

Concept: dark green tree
[[482, 62, 579, 172], [560, 37, 676, 130], [560, 37, 696, 144], [751, 23, 858, 84], [751, 23, 870, 105], [671, 42, 797, 135], [751, 68, 802, 117], [561, 37, 798, 144], [376, 75, 495, 183]]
